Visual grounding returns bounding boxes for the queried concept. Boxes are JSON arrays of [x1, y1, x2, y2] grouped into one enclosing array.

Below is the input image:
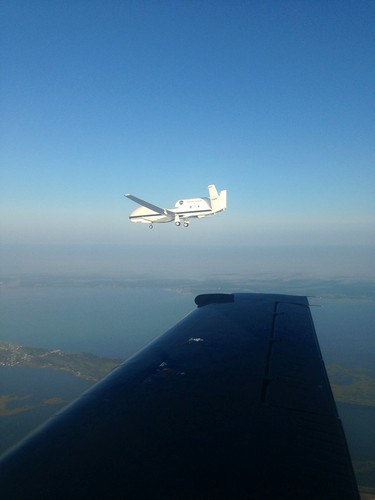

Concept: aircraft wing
[[125, 193, 175, 216], [0, 293, 359, 499]]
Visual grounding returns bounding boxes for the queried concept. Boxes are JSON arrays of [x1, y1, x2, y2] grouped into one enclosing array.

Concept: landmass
[[1, 340, 375, 407], [0, 341, 122, 382]]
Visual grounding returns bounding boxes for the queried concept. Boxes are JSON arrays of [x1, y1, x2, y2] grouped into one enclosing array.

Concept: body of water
[[0, 286, 195, 358], [0, 366, 92, 455]]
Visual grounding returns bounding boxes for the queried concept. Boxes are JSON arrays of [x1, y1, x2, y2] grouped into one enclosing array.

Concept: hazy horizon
[[1, 243, 374, 283]]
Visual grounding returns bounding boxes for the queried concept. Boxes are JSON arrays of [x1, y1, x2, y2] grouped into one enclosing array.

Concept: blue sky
[[1, 0, 374, 247]]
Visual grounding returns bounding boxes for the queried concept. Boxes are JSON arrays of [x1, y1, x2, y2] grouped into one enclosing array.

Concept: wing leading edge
[[0, 293, 359, 499]]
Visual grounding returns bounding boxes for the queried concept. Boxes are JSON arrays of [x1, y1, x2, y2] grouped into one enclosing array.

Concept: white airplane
[[125, 184, 227, 229]]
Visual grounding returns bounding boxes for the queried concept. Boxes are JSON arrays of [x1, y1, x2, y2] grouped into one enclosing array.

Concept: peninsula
[[0, 341, 122, 382], [1, 340, 375, 407]]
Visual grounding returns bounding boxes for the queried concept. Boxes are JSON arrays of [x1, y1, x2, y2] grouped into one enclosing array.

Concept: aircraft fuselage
[[129, 197, 213, 224]]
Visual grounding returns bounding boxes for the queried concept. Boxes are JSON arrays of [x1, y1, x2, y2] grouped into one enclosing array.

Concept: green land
[[1, 340, 375, 412]]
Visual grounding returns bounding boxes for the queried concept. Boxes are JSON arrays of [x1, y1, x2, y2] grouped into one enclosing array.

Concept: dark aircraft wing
[[125, 193, 175, 216], [0, 293, 359, 499]]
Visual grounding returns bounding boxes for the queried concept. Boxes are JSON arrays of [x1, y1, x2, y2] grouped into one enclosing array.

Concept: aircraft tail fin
[[208, 185, 227, 213]]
